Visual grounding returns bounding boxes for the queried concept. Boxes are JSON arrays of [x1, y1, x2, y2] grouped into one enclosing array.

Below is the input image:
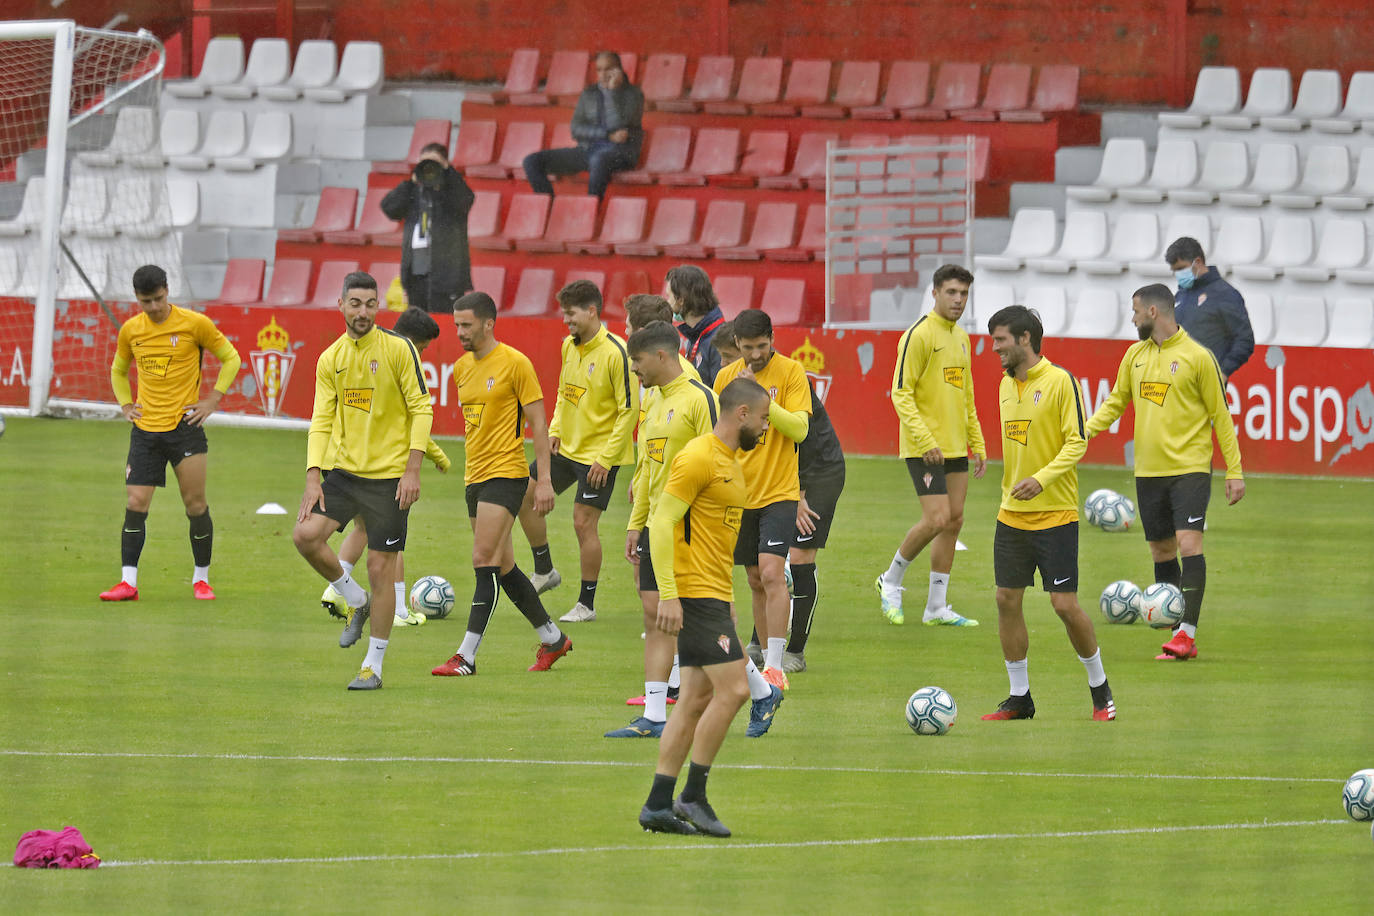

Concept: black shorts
[[1135, 473, 1211, 542], [529, 452, 619, 512], [994, 520, 1078, 592], [635, 526, 658, 593], [906, 456, 970, 496], [676, 597, 745, 668], [125, 420, 208, 487], [465, 476, 529, 519], [734, 500, 799, 565], [793, 477, 845, 550], [316, 469, 409, 552]]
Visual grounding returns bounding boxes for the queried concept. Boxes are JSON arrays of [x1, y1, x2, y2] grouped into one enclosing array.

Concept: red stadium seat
[[374, 119, 452, 173], [705, 57, 782, 116], [656, 56, 734, 112], [618, 53, 639, 85], [755, 59, 832, 117], [367, 261, 402, 304], [466, 190, 502, 240], [616, 198, 696, 256], [1001, 65, 1080, 122], [660, 127, 740, 185], [279, 186, 357, 243], [451, 120, 497, 170], [806, 132, 888, 192], [640, 53, 687, 106], [467, 121, 545, 180], [471, 192, 549, 251], [470, 265, 507, 310], [617, 125, 692, 185], [517, 195, 598, 253], [803, 60, 881, 118], [464, 48, 539, 105], [711, 130, 789, 188], [572, 196, 647, 255], [508, 267, 557, 315], [902, 62, 980, 120], [715, 275, 755, 318], [662, 198, 745, 259], [309, 260, 362, 308], [510, 50, 589, 106], [758, 131, 838, 190], [852, 61, 930, 120], [564, 269, 605, 294], [759, 277, 806, 325], [256, 258, 311, 308], [323, 187, 402, 246], [604, 269, 651, 319], [956, 63, 1031, 121], [717, 202, 798, 260], [767, 203, 825, 262], [549, 122, 574, 150], [216, 258, 264, 304]]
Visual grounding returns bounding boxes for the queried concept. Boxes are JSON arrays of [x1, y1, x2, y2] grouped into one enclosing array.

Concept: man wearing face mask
[[1165, 237, 1254, 381]]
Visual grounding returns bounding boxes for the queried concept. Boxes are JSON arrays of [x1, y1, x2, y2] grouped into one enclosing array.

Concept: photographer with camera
[[380, 142, 476, 314]]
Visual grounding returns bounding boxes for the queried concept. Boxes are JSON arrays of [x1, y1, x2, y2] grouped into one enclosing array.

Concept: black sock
[[1154, 558, 1182, 588], [786, 563, 818, 654], [531, 544, 553, 576], [646, 773, 676, 810], [579, 579, 597, 610], [465, 566, 502, 635], [681, 761, 710, 803], [188, 509, 213, 567], [121, 509, 147, 568], [1180, 554, 1206, 628], [500, 565, 552, 628], [750, 628, 759, 645]]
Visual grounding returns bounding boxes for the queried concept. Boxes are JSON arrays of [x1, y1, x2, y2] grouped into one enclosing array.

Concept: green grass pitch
[[1, 415, 1371, 912]]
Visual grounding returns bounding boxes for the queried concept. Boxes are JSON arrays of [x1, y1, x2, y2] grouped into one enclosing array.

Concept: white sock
[[122, 566, 138, 588], [925, 572, 949, 614], [644, 681, 669, 723], [331, 572, 367, 607], [765, 637, 785, 670], [882, 551, 910, 587], [1178, 623, 1197, 638], [394, 581, 409, 619], [668, 655, 681, 689], [536, 622, 561, 645], [1078, 649, 1107, 688], [1006, 658, 1030, 696], [744, 658, 771, 701], [362, 636, 388, 676], [192, 565, 210, 585], [458, 631, 482, 660], [340, 559, 354, 576]]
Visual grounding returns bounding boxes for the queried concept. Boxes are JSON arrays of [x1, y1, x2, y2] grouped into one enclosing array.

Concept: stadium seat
[[1313, 71, 1374, 134], [1079, 211, 1160, 275], [1326, 298, 1374, 347], [217, 111, 292, 171], [564, 268, 606, 295], [167, 37, 244, 99], [1001, 64, 1080, 121], [658, 56, 734, 112], [714, 275, 756, 317], [1170, 141, 1250, 205], [309, 260, 362, 307], [125, 109, 197, 168], [616, 125, 693, 184], [704, 57, 783, 115], [168, 178, 200, 228], [1233, 215, 1314, 281], [1247, 292, 1276, 344], [1218, 143, 1299, 207], [368, 261, 402, 307], [1158, 66, 1241, 129], [616, 198, 696, 256], [1290, 219, 1366, 282], [1026, 210, 1108, 273], [659, 127, 740, 185], [767, 203, 826, 262], [1260, 69, 1342, 131], [467, 121, 544, 180], [374, 119, 452, 175], [711, 130, 789, 187], [279, 187, 358, 243], [57, 240, 108, 300], [956, 63, 1031, 121], [212, 38, 290, 100], [1212, 68, 1291, 130], [968, 281, 1014, 328], [305, 41, 384, 102], [1212, 215, 1265, 272], [975, 208, 1057, 270], [662, 199, 745, 258], [1024, 287, 1069, 335], [852, 61, 930, 120], [0, 178, 44, 237], [260, 40, 338, 102], [640, 53, 687, 106], [1065, 138, 1148, 203], [603, 269, 650, 318], [322, 187, 402, 246], [1119, 139, 1198, 204], [548, 122, 575, 152], [1274, 295, 1327, 346], [509, 267, 557, 315], [60, 176, 112, 237], [803, 60, 880, 118], [759, 277, 806, 325], [451, 120, 498, 170], [717, 202, 797, 259], [216, 258, 266, 304], [901, 62, 980, 120], [0, 242, 32, 296], [77, 106, 156, 168], [256, 258, 312, 308], [112, 178, 169, 239], [510, 50, 589, 106], [1065, 288, 1122, 338], [465, 49, 540, 105], [169, 109, 246, 170], [1130, 212, 1212, 278], [571, 196, 646, 255], [758, 131, 838, 190], [1271, 145, 1352, 208], [1322, 146, 1374, 210], [471, 193, 550, 251], [755, 59, 832, 116], [517, 195, 597, 253], [471, 265, 507, 308], [466, 189, 502, 241]]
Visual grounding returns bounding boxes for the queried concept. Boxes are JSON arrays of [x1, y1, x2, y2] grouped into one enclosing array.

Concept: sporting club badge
[[789, 336, 831, 402], [249, 315, 296, 417], [369, 360, 379, 375], [717, 635, 731, 654]]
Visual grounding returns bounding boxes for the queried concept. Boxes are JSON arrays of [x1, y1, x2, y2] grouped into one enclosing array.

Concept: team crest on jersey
[[1198, 294, 1208, 306], [343, 388, 373, 412], [666, 409, 675, 423], [587, 361, 595, 378], [562, 382, 587, 406], [943, 366, 965, 389], [769, 386, 778, 399], [1004, 418, 1030, 445], [1170, 360, 1179, 375], [646, 437, 667, 463], [1141, 381, 1171, 406], [724, 506, 743, 531], [486, 377, 495, 391], [1033, 389, 1042, 405], [168, 334, 178, 348], [369, 360, 378, 375], [462, 404, 484, 428]]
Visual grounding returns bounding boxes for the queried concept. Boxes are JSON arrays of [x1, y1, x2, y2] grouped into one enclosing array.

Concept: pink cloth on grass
[[13, 826, 101, 868]]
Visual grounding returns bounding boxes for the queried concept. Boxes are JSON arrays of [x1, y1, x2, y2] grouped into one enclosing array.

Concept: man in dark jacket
[[522, 52, 643, 201], [666, 265, 724, 386], [1166, 236, 1255, 380], [380, 142, 475, 314]]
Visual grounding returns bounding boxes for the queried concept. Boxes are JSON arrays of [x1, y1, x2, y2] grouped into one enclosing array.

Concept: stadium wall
[[5, 301, 1371, 477]]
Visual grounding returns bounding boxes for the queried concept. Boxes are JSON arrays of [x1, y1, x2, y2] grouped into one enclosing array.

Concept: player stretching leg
[[431, 292, 572, 677], [639, 379, 771, 835], [980, 306, 1115, 722], [1085, 284, 1244, 661], [877, 265, 987, 626], [102, 265, 241, 602]]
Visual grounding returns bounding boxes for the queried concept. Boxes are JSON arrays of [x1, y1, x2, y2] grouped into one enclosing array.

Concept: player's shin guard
[[465, 566, 502, 637], [188, 510, 213, 567], [500, 565, 553, 628], [786, 563, 817, 654], [1154, 558, 1181, 588], [1180, 554, 1206, 628], [121, 509, 148, 568]]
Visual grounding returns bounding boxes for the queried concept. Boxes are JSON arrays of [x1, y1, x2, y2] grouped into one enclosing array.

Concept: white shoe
[[531, 569, 562, 594], [394, 611, 426, 627], [922, 604, 979, 627], [559, 601, 597, 623]]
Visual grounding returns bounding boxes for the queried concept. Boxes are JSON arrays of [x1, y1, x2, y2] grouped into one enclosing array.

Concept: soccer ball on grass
[[1140, 582, 1185, 629], [409, 575, 455, 620], [905, 686, 957, 736], [1099, 580, 1143, 624], [1343, 769, 1374, 821]]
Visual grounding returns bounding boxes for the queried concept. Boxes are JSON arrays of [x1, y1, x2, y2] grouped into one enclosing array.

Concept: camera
[[414, 158, 445, 189]]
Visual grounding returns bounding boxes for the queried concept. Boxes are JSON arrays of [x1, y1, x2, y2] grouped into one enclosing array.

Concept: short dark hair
[[556, 278, 602, 314], [1133, 283, 1176, 314], [419, 142, 449, 159], [625, 293, 673, 330], [713, 319, 737, 350], [1164, 236, 1205, 266], [132, 264, 167, 296], [626, 320, 681, 357], [454, 290, 497, 320], [732, 308, 773, 341], [932, 264, 974, 290], [392, 306, 440, 346], [341, 270, 378, 300], [596, 51, 624, 71], [719, 377, 769, 412], [987, 305, 1044, 354], [665, 264, 718, 319]]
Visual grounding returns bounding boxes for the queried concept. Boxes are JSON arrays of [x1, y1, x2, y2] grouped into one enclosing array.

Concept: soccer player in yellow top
[[292, 271, 434, 690], [431, 292, 572, 678], [981, 305, 1116, 723], [638, 377, 771, 837], [516, 279, 638, 623], [712, 309, 810, 691], [877, 264, 987, 627], [101, 264, 242, 603], [1085, 284, 1245, 662]]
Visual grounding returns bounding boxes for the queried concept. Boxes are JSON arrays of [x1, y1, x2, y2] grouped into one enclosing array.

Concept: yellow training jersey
[[307, 328, 433, 478], [651, 433, 748, 602], [628, 371, 719, 530], [1086, 328, 1243, 480], [548, 325, 638, 468], [997, 357, 1087, 529], [713, 352, 811, 508], [110, 306, 242, 432], [891, 309, 986, 459], [454, 342, 543, 485]]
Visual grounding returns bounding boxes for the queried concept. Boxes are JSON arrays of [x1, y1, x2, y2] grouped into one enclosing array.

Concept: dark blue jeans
[[523, 143, 637, 198]]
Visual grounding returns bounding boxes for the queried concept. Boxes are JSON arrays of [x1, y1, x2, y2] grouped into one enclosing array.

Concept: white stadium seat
[[1335, 243, 1374, 285], [975, 208, 1057, 271], [1080, 211, 1159, 275], [111, 178, 165, 239], [0, 177, 44, 237], [1312, 72, 1374, 134], [1261, 69, 1343, 132], [1065, 138, 1148, 202], [1024, 286, 1068, 335], [1218, 142, 1298, 207], [1321, 146, 1374, 210], [1289, 219, 1367, 282], [0, 243, 24, 295], [1119, 139, 1198, 204], [166, 37, 244, 99], [1247, 292, 1276, 345], [1213, 215, 1264, 272], [77, 106, 157, 168], [1272, 145, 1351, 208], [57, 239, 109, 300], [1274, 296, 1327, 347], [1066, 287, 1122, 338], [260, 40, 338, 101], [1129, 213, 1211, 278], [1158, 67, 1241, 129], [216, 111, 293, 171], [1212, 67, 1291, 130], [305, 41, 383, 102], [212, 38, 291, 100], [1232, 215, 1313, 282], [1171, 141, 1249, 205], [60, 176, 113, 237], [144, 109, 201, 168], [1026, 209, 1107, 273], [168, 178, 200, 229], [169, 110, 247, 170], [969, 282, 1014, 328], [1326, 298, 1374, 348]]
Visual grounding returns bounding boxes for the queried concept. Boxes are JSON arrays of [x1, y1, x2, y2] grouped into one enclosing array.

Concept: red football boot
[[1157, 630, 1198, 660], [99, 581, 138, 601], [431, 653, 476, 676], [193, 581, 216, 600], [529, 634, 572, 671]]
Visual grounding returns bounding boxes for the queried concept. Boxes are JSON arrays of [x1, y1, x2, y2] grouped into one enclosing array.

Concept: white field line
[[0, 748, 1338, 784]]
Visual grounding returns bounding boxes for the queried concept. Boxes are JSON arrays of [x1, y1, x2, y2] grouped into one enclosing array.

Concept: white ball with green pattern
[[1099, 580, 1143, 624], [905, 686, 957, 736], [409, 575, 455, 620], [1343, 769, 1374, 821]]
